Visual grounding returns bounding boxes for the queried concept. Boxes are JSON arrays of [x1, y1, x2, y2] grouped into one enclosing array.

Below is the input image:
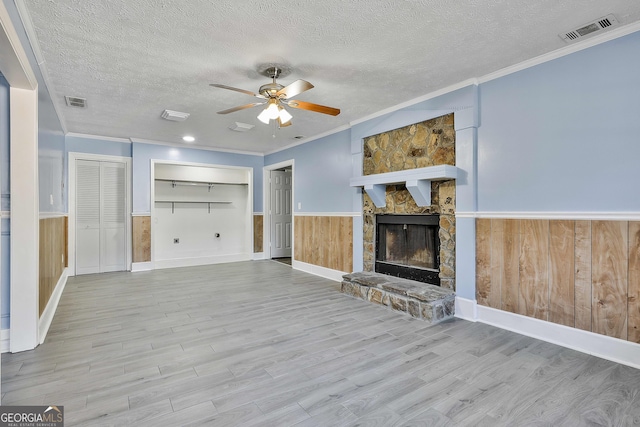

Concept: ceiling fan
[[210, 66, 340, 128]]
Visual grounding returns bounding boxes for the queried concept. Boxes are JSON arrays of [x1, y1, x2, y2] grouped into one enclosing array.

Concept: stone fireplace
[[362, 114, 456, 291], [342, 114, 457, 324]]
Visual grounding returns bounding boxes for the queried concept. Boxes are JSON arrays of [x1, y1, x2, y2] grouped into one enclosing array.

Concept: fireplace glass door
[[375, 214, 440, 285]]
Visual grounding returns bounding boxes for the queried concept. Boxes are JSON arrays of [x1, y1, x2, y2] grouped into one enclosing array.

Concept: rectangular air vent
[[560, 14, 619, 43], [65, 96, 86, 108], [161, 109, 190, 121], [229, 122, 255, 132]]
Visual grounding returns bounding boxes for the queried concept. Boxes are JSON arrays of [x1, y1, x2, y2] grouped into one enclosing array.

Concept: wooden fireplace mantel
[[349, 165, 459, 208]]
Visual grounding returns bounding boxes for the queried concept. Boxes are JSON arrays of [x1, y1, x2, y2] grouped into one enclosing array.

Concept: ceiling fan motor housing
[[259, 82, 285, 98]]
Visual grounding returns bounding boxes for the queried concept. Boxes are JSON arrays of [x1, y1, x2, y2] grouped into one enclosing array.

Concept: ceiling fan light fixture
[[265, 101, 280, 120], [257, 108, 271, 124], [278, 106, 292, 124]]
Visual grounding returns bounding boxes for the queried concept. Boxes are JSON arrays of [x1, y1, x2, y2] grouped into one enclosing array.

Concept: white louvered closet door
[[75, 160, 126, 274]]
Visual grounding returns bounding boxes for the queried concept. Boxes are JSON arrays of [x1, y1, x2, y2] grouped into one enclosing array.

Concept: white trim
[[68, 152, 133, 276], [131, 261, 153, 272], [293, 212, 361, 217], [38, 268, 68, 344], [13, 0, 67, 132], [477, 22, 640, 85], [350, 79, 479, 127], [1, 211, 9, 219], [39, 212, 67, 219], [154, 253, 252, 269], [66, 132, 130, 143], [253, 252, 266, 260], [1, 330, 9, 353], [10, 86, 39, 352], [454, 297, 478, 322], [132, 212, 151, 217], [457, 211, 640, 220], [457, 299, 640, 370], [292, 260, 347, 282], [131, 137, 264, 157], [264, 124, 351, 156], [0, 1, 37, 90]]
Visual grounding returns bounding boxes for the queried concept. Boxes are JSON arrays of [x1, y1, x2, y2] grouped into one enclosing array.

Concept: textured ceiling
[[19, 0, 640, 154]]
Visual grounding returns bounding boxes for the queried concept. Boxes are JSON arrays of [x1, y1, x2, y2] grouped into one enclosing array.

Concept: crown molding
[[14, 0, 68, 133], [130, 137, 264, 157], [264, 124, 351, 156], [66, 132, 131, 143]]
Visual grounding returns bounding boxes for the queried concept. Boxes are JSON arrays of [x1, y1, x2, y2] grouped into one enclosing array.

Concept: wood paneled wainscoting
[[476, 218, 640, 344], [132, 216, 151, 263], [294, 215, 353, 273], [39, 216, 67, 315], [253, 214, 263, 253]]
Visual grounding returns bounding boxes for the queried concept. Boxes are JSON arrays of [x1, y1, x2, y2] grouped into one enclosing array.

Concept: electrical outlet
[[174, 238, 180, 244]]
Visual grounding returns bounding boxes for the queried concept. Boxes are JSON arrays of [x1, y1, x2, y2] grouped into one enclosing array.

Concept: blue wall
[[132, 143, 264, 213], [265, 130, 356, 213], [477, 31, 640, 212], [66, 135, 132, 158]]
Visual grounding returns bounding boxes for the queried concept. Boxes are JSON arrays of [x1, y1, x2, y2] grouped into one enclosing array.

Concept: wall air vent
[[161, 109, 190, 121], [560, 14, 619, 43], [65, 96, 87, 108]]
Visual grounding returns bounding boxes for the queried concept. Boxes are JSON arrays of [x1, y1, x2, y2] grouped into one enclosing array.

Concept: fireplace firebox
[[375, 214, 440, 286]]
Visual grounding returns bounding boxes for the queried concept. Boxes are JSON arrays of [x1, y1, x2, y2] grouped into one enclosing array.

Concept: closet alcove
[[152, 162, 253, 268]]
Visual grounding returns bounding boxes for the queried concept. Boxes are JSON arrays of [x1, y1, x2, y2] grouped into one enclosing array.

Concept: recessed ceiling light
[[182, 136, 195, 142]]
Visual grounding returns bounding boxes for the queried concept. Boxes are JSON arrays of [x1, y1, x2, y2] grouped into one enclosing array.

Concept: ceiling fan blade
[[285, 100, 340, 116], [217, 102, 265, 114], [278, 117, 292, 128], [276, 80, 314, 99], [210, 84, 266, 99]]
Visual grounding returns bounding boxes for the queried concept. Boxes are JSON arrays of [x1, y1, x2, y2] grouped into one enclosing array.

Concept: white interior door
[[100, 162, 126, 272], [270, 169, 292, 258], [75, 159, 127, 274]]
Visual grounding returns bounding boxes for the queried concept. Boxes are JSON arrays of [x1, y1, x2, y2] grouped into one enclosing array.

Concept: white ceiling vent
[[560, 14, 619, 43], [161, 109, 190, 121], [229, 122, 255, 132], [65, 96, 86, 108]]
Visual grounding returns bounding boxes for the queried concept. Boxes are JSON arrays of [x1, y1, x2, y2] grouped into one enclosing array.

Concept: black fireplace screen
[[375, 214, 440, 285]]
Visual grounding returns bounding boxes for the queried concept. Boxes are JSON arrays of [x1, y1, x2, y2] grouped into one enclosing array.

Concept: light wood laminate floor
[[3, 261, 640, 426]]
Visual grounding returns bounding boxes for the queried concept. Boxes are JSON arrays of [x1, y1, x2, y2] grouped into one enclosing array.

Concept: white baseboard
[[253, 252, 266, 260], [291, 260, 347, 282], [154, 253, 252, 269], [456, 299, 640, 370], [131, 261, 154, 272], [1, 329, 9, 353], [454, 297, 478, 322], [38, 268, 68, 345]]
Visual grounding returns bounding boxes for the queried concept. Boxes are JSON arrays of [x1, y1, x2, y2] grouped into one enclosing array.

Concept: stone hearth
[[342, 272, 455, 324]]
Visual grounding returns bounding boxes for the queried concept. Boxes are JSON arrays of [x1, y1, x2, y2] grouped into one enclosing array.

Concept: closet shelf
[[155, 178, 248, 188], [155, 200, 232, 214], [155, 200, 232, 204]]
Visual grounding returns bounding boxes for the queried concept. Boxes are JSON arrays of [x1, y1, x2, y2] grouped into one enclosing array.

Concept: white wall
[[152, 164, 252, 268]]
